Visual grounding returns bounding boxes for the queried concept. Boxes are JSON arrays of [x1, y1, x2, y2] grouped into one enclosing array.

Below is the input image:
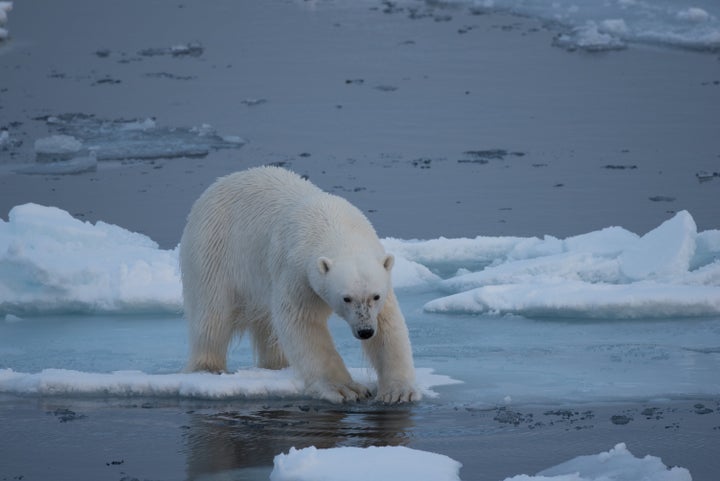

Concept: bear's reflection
[[184, 401, 415, 479]]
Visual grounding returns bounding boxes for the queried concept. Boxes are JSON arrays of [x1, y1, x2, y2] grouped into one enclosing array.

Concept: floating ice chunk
[[271, 446, 462, 481], [508, 235, 563, 260], [619, 210, 696, 281], [39, 113, 245, 161], [440, 252, 622, 292], [382, 236, 524, 267], [554, 21, 627, 51], [563, 226, 638, 255], [271, 443, 689, 481], [677, 7, 711, 23], [117, 117, 157, 131], [693, 229, 720, 269], [34, 135, 83, 159], [600, 18, 629, 36], [424, 280, 720, 319], [0, 203, 181, 316], [3, 313, 21, 323], [527, 443, 692, 481], [240, 98, 268, 107], [139, 41, 204, 58], [221, 135, 247, 144], [16, 152, 98, 175], [0, 1, 11, 39], [391, 255, 441, 289]]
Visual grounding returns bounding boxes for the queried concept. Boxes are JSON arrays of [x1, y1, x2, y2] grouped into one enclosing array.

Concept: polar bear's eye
[[373, 294, 381, 301], [343, 296, 352, 303]]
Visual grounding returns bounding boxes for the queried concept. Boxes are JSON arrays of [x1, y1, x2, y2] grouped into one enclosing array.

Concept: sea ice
[[0, 367, 459, 400], [39, 113, 245, 161], [16, 152, 98, 175], [269, 443, 690, 481], [271, 445, 462, 481], [33, 134, 83, 160], [464, 0, 720, 50], [677, 7, 711, 23], [0, 203, 181, 316], [619, 210, 696, 281], [0, 1, 11, 40], [1, 205, 718, 318], [529, 443, 691, 481], [422, 210, 720, 318], [553, 21, 627, 51]]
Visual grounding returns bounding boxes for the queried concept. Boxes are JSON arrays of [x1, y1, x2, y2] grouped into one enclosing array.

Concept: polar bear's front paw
[[376, 384, 422, 404], [307, 380, 372, 403]]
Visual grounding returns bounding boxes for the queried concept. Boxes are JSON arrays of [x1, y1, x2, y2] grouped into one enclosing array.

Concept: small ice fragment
[[677, 7, 710, 23], [600, 18, 628, 36], [118, 118, 157, 131], [554, 21, 626, 51], [221, 135, 247, 145], [0, 1, 11, 24], [4, 314, 22, 323], [170, 42, 203, 57], [271, 446, 462, 481], [0, 2, 12, 39], [619, 210, 696, 280], [34, 135, 84, 158], [17, 152, 98, 175], [241, 98, 268, 107]]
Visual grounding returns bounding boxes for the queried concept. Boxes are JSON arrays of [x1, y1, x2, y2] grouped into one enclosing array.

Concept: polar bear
[[180, 166, 419, 403]]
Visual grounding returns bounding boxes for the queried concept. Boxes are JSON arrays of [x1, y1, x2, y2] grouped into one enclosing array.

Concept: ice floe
[[463, 0, 720, 51], [0, 367, 458, 400], [0, 204, 718, 319], [420, 210, 720, 318], [0, 2, 11, 41], [34, 113, 245, 162], [269, 442, 690, 481]]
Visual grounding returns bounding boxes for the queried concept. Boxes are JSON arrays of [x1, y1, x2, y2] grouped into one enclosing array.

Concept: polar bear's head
[[310, 254, 394, 340]]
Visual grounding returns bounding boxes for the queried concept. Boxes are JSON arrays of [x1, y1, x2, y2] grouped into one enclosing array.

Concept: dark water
[[1, 395, 719, 481]]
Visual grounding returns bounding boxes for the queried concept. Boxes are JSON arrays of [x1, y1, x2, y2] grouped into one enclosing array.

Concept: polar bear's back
[[180, 166, 380, 299]]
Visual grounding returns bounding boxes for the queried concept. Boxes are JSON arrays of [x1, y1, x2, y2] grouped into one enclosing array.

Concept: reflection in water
[[184, 401, 416, 480]]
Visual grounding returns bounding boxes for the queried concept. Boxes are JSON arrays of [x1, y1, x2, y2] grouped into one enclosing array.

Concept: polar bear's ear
[[382, 254, 394, 271], [317, 257, 333, 274]]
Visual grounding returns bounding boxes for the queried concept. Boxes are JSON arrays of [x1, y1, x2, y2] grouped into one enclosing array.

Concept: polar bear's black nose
[[357, 328, 375, 340]]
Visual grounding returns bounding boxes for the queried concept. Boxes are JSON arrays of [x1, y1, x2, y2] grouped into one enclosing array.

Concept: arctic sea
[[1, 0, 719, 479], [0, 204, 718, 480]]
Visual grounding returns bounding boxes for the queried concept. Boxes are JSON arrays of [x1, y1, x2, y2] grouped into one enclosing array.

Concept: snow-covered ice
[[0, 1, 11, 41], [1, 204, 718, 407], [17, 152, 98, 175], [271, 445, 463, 481], [34, 135, 84, 157], [0, 367, 457, 400], [420, 211, 720, 319], [38, 113, 245, 161], [269, 443, 690, 481], [1, 204, 718, 318], [529, 443, 691, 481], [461, 0, 720, 51], [0, 203, 181, 315]]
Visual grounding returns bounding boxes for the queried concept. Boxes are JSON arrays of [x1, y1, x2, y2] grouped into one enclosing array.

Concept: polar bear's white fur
[[180, 166, 419, 403]]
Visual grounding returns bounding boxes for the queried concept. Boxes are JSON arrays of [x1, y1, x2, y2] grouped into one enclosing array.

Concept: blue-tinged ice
[[269, 443, 691, 481], [466, 0, 720, 51], [1, 205, 718, 318], [38, 113, 245, 162]]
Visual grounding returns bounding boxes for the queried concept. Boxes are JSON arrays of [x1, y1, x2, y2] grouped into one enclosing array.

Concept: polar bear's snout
[[355, 327, 375, 340]]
